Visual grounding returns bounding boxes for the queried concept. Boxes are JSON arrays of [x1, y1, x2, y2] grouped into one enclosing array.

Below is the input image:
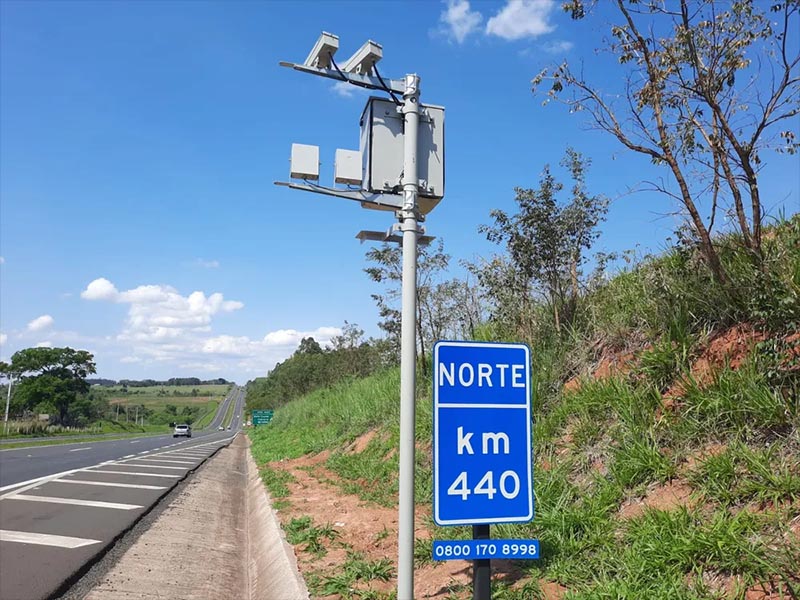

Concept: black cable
[[374, 64, 402, 105], [330, 57, 373, 91]]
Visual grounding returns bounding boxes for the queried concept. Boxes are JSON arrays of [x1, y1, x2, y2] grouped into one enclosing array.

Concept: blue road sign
[[433, 341, 533, 526]]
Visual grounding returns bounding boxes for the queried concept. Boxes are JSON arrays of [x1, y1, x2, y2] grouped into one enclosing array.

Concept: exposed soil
[[663, 323, 769, 406], [270, 448, 472, 599], [564, 350, 639, 392], [618, 480, 695, 519], [268, 432, 550, 599]]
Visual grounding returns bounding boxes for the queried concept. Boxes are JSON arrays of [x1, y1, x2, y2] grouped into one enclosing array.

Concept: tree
[[10, 347, 97, 425], [534, 0, 800, 286], [480, 149, 608, 333], [296, 337, 323, 355], [365, 240, 458, 369]]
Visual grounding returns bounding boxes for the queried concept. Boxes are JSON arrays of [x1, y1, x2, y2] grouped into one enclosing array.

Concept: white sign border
[[432, 340, 533, 526]]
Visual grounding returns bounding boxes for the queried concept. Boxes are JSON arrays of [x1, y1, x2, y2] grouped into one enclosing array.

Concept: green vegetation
[[0, 373, 231, 437], [222, 395, 236, 428], [246, 323, 393, 412], [284, 516, 340, 557], [248, 214, 799, 598], [190, 401, 220, 430]]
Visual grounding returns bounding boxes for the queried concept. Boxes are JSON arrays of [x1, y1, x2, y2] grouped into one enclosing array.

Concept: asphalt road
[[0, 386, 247, 600]]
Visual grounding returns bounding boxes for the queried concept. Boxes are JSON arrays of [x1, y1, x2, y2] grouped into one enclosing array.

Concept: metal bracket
[[278, 61, 405, 94], [274, 181, 405, 210], [356, 223, 435, 246]]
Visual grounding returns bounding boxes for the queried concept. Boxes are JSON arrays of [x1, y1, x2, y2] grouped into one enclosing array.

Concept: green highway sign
[[252, 409, 274, 426]]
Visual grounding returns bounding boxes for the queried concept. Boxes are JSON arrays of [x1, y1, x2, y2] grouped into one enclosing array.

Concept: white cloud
[[81, 278, 244, 349], [203, 326, 341, 359], [440, 0, 483, 43], [331, 81, 368, 98], [81, 277, 119, 301], [195, 258, 220, 269], [0, 333, 7, 346], [0, 256, 5, 264], [486, 0, 556, 40], [35, 341, 53, 348], [78, 277, 343, 381], [27, 314, 55, 332], [541, 39, 574, 54]]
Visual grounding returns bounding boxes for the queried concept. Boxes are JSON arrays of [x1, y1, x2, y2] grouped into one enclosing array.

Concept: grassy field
[[102, 383, 231, 407]]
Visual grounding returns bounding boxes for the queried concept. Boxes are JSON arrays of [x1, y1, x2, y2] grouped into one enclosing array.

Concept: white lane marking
[[137, 451, 149, 455], [165, 454, 206, 460], [54, 479, 166, 490], [123, 454, 136, 459], [129, 440, 140, 444], [133, 458, 194, 465], [8, 494, 143, 510], [113, 463, 186, 471], [0, 529, 102, 549], [87, 470, 180, 478], [69, 447, 92, 452], [0, 467, 87, 497]]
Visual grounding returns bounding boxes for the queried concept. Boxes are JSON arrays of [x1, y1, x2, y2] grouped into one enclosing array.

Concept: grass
[[247, 352, 799, 598], [245, 219, 800, 598], [101, 383, 231, 398], [191, 401, 219, 430], [310, 549, 394, 599], [222, 395, 236, 428], [0, 431, 167, 450], [284, 515, 339, 557]]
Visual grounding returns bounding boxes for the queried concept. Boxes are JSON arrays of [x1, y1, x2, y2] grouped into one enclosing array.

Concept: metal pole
[[397, 72, 420, 600], [472, 524, 491, 599], [3, 374, 13, 435]]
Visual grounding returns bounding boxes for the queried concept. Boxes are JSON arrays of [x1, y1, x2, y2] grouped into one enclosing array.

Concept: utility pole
[[397, 73, 420, 600], [276, 35, 444, 599], [3, 373, 14, 435]]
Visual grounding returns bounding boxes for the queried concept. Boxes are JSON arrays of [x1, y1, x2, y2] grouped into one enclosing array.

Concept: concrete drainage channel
[[60, 435, 308, 600]]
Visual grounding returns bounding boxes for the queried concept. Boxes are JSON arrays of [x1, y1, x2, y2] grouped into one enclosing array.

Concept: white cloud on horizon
[[35, 341, 53, 348], [79, 276, 341, 380], [439, 0, 483, 43], [0, 333, 7, 346], [27, 315, 55, 332], [195, 258, 220, 269], [486, 0, 556, 40]]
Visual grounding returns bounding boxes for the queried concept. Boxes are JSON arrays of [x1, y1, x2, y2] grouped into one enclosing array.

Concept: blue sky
[[1, 0, 798, 384]]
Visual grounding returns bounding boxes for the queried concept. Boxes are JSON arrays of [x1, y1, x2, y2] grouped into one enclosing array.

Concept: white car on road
[[173, 424, 192, 438]]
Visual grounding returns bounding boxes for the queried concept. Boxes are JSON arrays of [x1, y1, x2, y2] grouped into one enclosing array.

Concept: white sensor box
[[290, 143, 320, 181], [334, 149, 362, 185]]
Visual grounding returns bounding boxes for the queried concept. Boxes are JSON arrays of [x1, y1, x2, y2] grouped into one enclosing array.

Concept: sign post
[[433, 341, 534, 599]]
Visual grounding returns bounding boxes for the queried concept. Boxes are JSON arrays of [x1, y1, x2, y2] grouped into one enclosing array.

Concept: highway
[[0, 386, 247, 600]]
